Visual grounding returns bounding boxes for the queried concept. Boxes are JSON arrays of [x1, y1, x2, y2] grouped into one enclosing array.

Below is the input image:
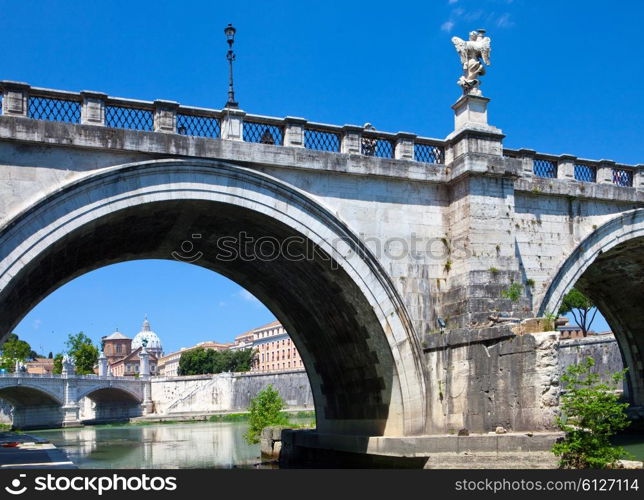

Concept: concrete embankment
[[0, 432, 75, 469], [150, 370, 313, 416]]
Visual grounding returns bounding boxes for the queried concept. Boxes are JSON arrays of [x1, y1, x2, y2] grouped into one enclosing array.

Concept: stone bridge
[[0, 373, 148, 429], [0, 81, 641, 465]]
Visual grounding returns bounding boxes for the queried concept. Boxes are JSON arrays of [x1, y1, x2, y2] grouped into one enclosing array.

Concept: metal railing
[[105, 100, 154, 131], [574, 163, 597, 183], [177, 111, 221, 138], [361, 132, 394, 158], [533, 157, 557, 178], [243, 115, 284, 145], [29, 95, 81, 123], [414, 141, 444, 164], [613, 167, 634, 187], [304, 125, 341, 152]]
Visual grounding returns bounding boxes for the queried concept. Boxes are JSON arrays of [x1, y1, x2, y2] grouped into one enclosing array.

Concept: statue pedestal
[[452, 94, 493, 132]]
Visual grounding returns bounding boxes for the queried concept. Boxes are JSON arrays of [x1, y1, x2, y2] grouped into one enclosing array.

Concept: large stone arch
[[0, 159, 427, 437], [539, 208, 644, 405]]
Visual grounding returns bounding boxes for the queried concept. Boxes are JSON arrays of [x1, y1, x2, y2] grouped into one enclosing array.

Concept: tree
[[53, 353, 63, 375], [0, 334, 32, 372], [558, 288, 598, 335], [552, 357, 631, 469], [229, 348, 255, 372], [244, 385, 289, 444], [64, 332, 98, 375], [48, 352, 53, 359], [178, 347, 256, 376]]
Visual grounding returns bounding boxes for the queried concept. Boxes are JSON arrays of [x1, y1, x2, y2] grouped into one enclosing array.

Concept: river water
[[31, 422, 266, 469], [30, 423, 644, 468]]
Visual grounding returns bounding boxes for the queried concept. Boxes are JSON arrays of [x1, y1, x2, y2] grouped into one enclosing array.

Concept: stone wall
[[150, 370, 312, 415], [230, 371, 313, 410], [423, 328, 561, 434], [557, 333, 624, 389], [423, 328, 625, 435]]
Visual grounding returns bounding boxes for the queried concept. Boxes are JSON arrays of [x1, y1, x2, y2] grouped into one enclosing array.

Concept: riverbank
[[0, 431, 76, 469], [129, 408, 314, 425]]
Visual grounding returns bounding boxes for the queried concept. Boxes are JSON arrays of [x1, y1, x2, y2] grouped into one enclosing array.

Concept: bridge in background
[[0, 370, 313, 430], [0, 81, 642, 466], [0, 372, 147, 428]]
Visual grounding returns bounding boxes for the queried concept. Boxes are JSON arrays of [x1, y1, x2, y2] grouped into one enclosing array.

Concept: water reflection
[[31, 422, 262, 469]]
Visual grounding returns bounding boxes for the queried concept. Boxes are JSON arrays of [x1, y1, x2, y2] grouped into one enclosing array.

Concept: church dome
[[132, 317, 163, 353]]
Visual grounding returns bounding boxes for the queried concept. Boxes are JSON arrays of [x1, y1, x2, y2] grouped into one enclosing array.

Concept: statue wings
[[451, 36, 468, 66], [479, 36, 491, 66], [451, 35, 492, 66]]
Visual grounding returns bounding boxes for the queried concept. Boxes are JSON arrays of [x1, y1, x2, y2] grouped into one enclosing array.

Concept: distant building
[[229, 329, 254, 351], [25, 357, 54, 375], [102, 330, 131, 365], [109, 346, 159, 377], [251, 321, 303, 373], [157, 320, 304, 376], [100, 317, 163, 377], [556, 316, 611, 340]]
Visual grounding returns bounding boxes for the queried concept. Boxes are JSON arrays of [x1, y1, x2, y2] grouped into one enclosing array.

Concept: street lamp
[[224, 23, 238, 108]]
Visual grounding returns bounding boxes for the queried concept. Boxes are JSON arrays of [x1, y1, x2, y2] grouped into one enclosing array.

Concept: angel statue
[[451, 29, 491, 95]]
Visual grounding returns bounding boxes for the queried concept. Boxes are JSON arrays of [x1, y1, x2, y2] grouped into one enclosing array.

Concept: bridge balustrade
[[0, 372, 134, 381], [503, 147, 638, 189], [1, 81, 642, 187], [0, 81, 447, 166]]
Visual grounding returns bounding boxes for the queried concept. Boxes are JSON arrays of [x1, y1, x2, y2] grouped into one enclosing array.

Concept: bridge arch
[[76, 385, 143, 404], [539, 208, 644, 405], [0, 158, 427, 437], [0, 382, 64, 429], [0, 383, 63, 407]]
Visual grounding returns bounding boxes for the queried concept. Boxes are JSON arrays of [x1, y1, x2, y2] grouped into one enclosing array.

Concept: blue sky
[[4, 0, 636, 353]]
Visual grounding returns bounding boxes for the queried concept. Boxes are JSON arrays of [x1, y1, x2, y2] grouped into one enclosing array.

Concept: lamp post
[[224, 23, 238, 109]]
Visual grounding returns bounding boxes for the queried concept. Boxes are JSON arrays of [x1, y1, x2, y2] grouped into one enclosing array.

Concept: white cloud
[[441, 21, 455, 33], [496, 12, 514, 28], [218, 301, 227, 308], [33, 319, 42, 330], [448, 0, 459, 4]]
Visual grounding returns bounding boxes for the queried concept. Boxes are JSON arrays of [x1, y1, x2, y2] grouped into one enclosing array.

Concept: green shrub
[[501, 282, 522, 302], [243, 385, 289, 444], [552, 357, 631, 469]]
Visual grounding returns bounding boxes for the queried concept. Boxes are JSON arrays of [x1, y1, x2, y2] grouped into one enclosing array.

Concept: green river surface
[[29, 424, 644, 468], [30, 421, 282, 469]]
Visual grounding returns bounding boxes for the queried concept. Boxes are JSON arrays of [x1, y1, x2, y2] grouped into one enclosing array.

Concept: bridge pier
[[279, 430, 561, 469], [61, 403, 81, 428]]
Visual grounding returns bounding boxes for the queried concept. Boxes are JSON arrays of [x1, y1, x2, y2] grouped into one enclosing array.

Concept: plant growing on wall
[[553, 357, 630, 469], [558, 288, 598, 336], [501, 282, 522, 302], [244, 384, 289, 444]]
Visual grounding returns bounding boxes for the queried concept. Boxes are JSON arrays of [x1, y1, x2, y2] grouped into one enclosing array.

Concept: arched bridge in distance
[[0, 373, 146, 429], [0, 81, 641, 467]]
